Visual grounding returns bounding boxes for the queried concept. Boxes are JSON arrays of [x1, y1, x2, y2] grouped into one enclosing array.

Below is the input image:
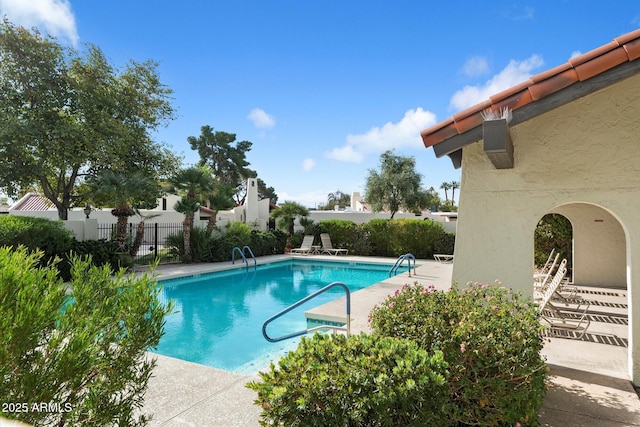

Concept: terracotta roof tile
[[421, 29, 640, 149]]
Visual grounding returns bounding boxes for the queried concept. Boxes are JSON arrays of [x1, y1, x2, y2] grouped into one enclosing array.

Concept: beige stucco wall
[[452, 74, 640, 382]]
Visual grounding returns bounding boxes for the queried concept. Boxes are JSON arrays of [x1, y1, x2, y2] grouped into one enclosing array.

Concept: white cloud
[[461, 56, 490, 77], [0, 0, 79, 45], [570, 50, 582, 60], [302, 158, 315, 171], [325, 107, 437, 163], [449, 54, 544, 111], [247, 108, 276, 129]]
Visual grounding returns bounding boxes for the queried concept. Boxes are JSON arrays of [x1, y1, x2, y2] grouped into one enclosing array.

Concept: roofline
[[420, 29, 640, 166]]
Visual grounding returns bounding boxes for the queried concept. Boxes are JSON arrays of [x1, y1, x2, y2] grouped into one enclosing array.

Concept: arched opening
[[533, 202, 630, 376]]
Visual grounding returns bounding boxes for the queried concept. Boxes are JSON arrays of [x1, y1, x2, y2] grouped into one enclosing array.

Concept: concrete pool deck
[[140, 255, 640, 426]]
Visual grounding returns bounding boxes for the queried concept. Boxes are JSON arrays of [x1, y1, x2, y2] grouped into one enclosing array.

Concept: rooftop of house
[[9, 193, 55, 211], [420, 28, 640, 167]]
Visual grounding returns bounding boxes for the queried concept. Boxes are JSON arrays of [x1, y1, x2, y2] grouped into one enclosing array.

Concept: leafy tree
[[270, 201, 309, 249], [188, 125, 253, 200], [364, 150, 427, 219], [0, 246, 172, 426], [168, 167, 215, 262], [257, 178, 278, 205], [423, 186, 442, 211], [320, 190, 351, 210], [188, 125, 278, 205], [0, 19, 176, 219], [87, 171, 161, 252]]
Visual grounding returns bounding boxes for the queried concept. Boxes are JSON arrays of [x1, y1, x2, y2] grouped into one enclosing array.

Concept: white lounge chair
[[320, 233, 348, 255], [291, 235, 315, 255], [535, 258, 590, 339]]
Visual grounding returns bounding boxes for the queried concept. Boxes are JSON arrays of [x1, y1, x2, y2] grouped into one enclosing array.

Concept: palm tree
[[270, 201, 309, 250], [129, 208, 161, 257], [88, 171, 160, 252], [168, 167, 215, 263], [205, 183, 235, 233], [450, 181, 460, 205], [440, 182, 452, 203]]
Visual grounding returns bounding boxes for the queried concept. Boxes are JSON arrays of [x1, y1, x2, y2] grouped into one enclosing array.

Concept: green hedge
[[0, 216, 121, 279], [166, 227, 287, 263], [316, 218, 454, 259], [369, 282, 547, 426]]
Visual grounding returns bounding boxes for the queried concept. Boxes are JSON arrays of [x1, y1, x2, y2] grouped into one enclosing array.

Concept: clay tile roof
[[421, 28, 640, 150]]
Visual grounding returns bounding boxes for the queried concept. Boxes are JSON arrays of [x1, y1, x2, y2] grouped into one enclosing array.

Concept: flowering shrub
[[247, 333, 450, 426], [369, 282, 547, 426]]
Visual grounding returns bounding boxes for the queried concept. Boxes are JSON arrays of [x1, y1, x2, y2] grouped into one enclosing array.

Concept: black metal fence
[[97, 222, 183, 264]]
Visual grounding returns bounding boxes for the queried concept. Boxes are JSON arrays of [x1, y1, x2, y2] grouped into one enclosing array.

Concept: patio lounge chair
[[291, 235, 315, 255], [320, 233, 348, 255], [535, 258, 590, 339]]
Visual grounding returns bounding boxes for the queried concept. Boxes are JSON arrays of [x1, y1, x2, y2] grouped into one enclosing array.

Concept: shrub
[[369, 282, 547, 426], [317, 219, 357, 252], [247, 333, 449, 426], [432, 230, 456, 255], [362, 219, 393, 256], [0, 215, 73, 269], [0, 246, 172, 426], [388, 219, 443, 258]]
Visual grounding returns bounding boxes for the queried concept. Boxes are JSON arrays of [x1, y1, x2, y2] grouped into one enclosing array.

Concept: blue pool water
[[153, 259, 398, 373]]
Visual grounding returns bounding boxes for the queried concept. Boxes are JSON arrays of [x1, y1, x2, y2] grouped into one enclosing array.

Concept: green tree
[[270, 201, 309, 249], [87, 171, 161, 252], [0, 246, 172, 426], [440, 182, 452, 203], [320, 190, 351, 210], [188, 125, 253, 200], [449, 181, 460, 205], [0, 19, 176, 219], [188, 125, 278, 205], [364, 150, 427, 219], [257, 178, 278, 205], [204, 183, 235, 232], [168, 167, 215, 262]]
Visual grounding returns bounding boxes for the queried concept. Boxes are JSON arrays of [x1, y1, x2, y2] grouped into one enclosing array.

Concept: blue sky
[[2, 1, 639, 207]]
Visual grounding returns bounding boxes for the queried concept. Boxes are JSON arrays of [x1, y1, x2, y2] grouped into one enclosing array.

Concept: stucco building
[[420, 30, 640, 384]]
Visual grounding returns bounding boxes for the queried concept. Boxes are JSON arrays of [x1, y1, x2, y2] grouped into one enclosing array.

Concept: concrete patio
[[140, 256, 640, 426]]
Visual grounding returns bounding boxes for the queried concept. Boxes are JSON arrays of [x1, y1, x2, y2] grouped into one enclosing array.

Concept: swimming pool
[[153, 259, 399, 374]]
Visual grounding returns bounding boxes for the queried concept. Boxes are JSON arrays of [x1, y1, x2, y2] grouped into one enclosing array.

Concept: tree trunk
[[116, 215, 129, 252], [130, 221, 145, 257], [183, 213, 193, 263], [206, 210, 219, 233]]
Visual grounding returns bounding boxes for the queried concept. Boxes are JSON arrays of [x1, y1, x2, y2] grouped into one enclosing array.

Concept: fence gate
[[97, 222, 183, 264]]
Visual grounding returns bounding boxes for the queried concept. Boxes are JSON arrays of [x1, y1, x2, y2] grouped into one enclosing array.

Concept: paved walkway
[[140, 255, 640, 426]]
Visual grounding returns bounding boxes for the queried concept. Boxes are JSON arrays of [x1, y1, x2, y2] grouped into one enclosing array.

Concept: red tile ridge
[[614, 28, 640, 45], [420, 28, 640, 151], [569, 41, 619, 67]]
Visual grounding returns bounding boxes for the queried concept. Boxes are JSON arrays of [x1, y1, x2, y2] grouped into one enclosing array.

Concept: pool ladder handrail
[[389, 253, 415, 277], [262, 281, 351, 343], [231, 246, 257, 270]]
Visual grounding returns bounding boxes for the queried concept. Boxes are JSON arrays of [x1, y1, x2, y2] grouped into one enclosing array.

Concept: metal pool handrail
[[262, 281, 351, 343], [231, 246, 248, 269], [242, 245, 257, 268], [389, 253, 415, 277]]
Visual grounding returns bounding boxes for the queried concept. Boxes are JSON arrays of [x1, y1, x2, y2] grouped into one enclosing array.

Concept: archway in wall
[[533, 202, 630, 370]]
